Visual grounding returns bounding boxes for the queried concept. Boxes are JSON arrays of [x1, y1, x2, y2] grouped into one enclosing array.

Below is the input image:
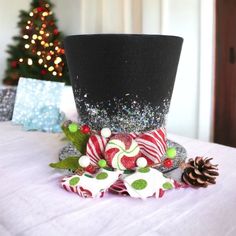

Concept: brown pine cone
[[181, 157, 219, 187]]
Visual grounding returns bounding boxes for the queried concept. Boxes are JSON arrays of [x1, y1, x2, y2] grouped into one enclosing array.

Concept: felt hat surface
[[64, 34, 183, 132]]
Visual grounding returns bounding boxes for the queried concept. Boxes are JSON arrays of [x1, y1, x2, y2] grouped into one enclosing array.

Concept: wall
[[0, 0, 214, 141]]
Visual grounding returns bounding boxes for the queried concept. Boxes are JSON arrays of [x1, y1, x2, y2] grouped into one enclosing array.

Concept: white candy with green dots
[[123, 167, 174, 199], [61, 169, 121, 198]]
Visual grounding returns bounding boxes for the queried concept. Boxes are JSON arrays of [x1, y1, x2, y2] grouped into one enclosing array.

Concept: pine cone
[[181, 157, 219, 187]]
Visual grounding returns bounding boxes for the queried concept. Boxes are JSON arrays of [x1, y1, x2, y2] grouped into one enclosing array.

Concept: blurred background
[[0, 0, 235, 147]]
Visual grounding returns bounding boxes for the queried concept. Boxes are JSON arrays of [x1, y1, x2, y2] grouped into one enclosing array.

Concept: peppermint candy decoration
[[135, 127, 167, 165], [86, 134, 108, 166], [105, 134, 140, 170]]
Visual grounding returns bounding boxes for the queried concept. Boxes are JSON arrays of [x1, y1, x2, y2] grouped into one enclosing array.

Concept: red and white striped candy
[[77, 186, 100, 198], [105, 134, 140, 170], [61, 175, 78, 194], [109, 179, 129, 196], [135, 127, 167, 166], [86, 134, 108, 166]]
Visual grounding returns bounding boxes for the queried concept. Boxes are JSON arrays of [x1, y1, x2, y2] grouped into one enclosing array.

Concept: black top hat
[[64, 34, 183, 132]]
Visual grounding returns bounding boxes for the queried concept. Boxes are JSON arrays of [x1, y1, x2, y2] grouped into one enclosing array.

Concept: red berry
[[163, 159, 173, 168], [59, 49, 65, 54], [53, 29, 59, 35], [84, 165, 96, 174], [41, 69, 47, 75], [37, 7, 44, 12], [10, 61, 18, 68], [80, 124, 91, 134]]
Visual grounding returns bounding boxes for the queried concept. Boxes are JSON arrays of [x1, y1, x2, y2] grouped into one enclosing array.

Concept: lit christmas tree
[[3, 0, 70, 85]]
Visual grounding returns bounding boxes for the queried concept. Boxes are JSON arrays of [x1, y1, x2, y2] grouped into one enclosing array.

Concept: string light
[[48, 66, 54, 71], [27, 58, 33, 65], [23, 35, 29, 39], [15, 5, 65, 81], [42, 12, 48, 17], [54, 57, 62, 64], [32, 34, 37, 40]]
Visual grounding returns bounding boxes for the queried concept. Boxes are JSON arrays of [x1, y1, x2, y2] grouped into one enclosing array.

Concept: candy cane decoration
[[135, 127, 167, 165], [86, 134, 108, 166]]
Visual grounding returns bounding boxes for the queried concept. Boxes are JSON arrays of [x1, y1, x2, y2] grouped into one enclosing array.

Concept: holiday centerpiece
[[50, 34, 219, 199]]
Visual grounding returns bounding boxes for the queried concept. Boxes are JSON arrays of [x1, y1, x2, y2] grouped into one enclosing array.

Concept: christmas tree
[[3, 0, 70, 85]]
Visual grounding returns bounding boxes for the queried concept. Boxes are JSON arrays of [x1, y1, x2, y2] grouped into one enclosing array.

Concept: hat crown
[[64, 34, 183, 132]]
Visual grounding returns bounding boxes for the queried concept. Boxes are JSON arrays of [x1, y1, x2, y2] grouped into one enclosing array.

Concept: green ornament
[[96, 172, 108, 180], [166, 147, 177, 159], [98, 159, 107, 168], [68, 123, 78, 133], [69, 177, 80, 186], [131, 179, 147, 190], [162, 182, 173, 190]]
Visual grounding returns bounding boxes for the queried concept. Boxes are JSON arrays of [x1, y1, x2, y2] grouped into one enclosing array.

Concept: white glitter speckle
[[74, 89, 171, 133]]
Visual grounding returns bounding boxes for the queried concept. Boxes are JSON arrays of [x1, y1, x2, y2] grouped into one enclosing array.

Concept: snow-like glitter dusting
[[73, 89, 171, 133]]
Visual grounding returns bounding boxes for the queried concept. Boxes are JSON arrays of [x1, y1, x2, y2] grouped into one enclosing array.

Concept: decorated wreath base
[[50, 121, 219, 199]]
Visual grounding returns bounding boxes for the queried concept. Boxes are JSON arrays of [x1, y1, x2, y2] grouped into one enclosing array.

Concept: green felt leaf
[[49, 156, 80, 171], [61, 124, 90, 154]]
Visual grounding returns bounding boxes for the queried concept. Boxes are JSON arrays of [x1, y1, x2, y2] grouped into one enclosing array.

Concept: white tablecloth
[[0, 122, 236, 236]]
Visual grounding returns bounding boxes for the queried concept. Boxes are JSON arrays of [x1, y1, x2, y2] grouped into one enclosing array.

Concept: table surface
[[0, 122, 236, 236]]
